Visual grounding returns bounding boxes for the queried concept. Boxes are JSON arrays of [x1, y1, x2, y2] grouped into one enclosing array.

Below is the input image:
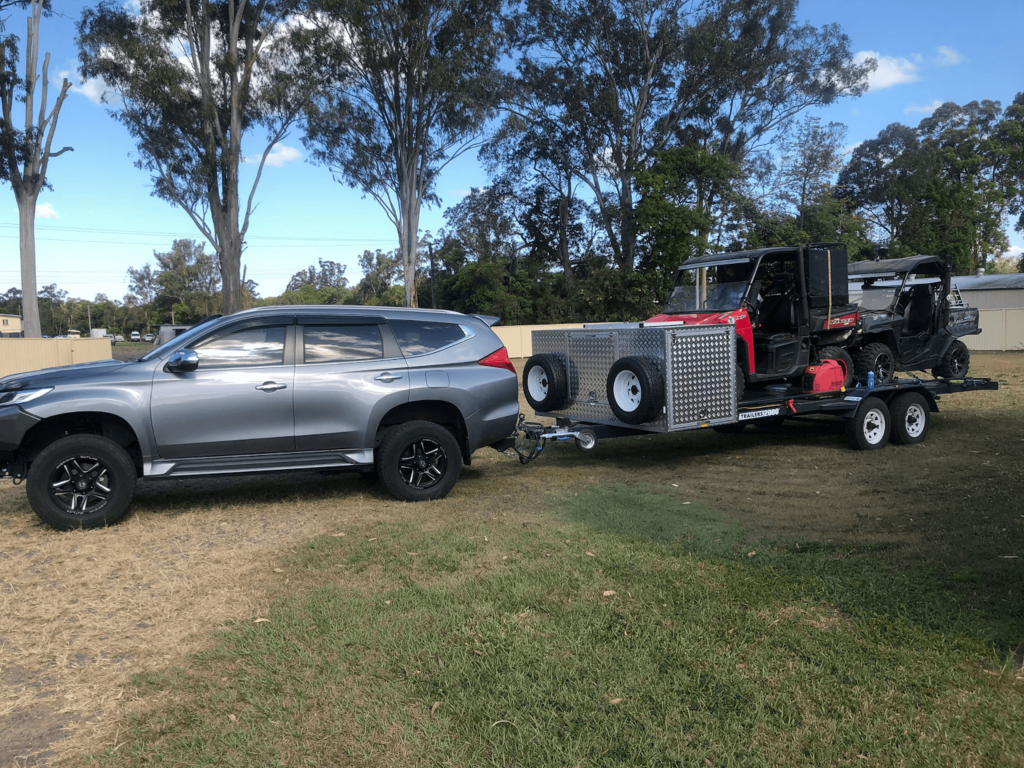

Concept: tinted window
[[193, 325, 286, 368], [303, 325, 383, 363], [389, 320, 467, 356]]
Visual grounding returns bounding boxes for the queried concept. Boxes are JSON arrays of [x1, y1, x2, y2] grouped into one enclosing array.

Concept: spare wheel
[[606, 357, 663, 425]]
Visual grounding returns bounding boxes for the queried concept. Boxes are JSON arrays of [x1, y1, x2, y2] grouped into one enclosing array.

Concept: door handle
[[255, 381, 287, 392], [374, 372, 403, 383]]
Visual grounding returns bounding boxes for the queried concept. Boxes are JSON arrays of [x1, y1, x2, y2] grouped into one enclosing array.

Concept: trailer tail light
[[479, 347, 516, 374]]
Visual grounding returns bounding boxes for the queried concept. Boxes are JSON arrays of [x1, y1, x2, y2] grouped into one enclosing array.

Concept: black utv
[[847, 255, 980, 384]]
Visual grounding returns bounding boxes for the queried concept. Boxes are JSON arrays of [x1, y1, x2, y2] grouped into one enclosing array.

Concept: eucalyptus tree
[[78, 0, 308, 316], [505, 0, 870, 272], [0, 0, 72, 337], [297, 0, 508, 307]]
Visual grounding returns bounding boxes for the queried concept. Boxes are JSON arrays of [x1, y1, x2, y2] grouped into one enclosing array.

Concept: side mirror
[[166, 349, 199, 373]]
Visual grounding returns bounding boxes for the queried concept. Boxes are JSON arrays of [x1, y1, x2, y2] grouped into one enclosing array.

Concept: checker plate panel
[[531, 324, 736, 431]]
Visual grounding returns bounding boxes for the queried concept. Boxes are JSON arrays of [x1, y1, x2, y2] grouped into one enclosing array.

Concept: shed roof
[[951, 274, 1024, 291]]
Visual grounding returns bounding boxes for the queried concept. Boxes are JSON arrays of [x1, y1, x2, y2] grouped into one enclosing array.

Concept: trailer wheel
[[889, 392, 930, 445], [933, 340, 970, 379], [845, 397, 891, 450], [606, 357, 663, 425], [856, 343, 895, 385], [574, 429, 597, 452], [817, 346, 854, 388], [522, 353, 569, 411]]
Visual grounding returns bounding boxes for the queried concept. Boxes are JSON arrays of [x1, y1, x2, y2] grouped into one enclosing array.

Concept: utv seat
[[902, 286, 932, 335], [753, 294, 796, 339]]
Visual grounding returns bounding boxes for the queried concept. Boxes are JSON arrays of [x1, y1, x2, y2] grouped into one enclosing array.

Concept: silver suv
[[0, 306, 520, 529]]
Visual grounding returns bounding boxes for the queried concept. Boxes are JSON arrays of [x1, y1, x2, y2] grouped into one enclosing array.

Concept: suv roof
[[225, 305, 500, 326]]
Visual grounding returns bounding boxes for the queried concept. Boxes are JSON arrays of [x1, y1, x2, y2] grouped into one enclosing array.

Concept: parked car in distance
[[115, 335, 124, 342], [0, 306, 520, 530], [130, 331, 141, 342], [143, 333, 155, 342]]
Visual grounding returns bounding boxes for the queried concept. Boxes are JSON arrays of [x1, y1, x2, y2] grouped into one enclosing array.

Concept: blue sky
[[1, 0, 1022, 301]]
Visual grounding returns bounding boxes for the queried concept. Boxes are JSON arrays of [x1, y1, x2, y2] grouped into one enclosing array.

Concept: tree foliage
[[298, 0, 508, 308], [78, 0, 308, 316]]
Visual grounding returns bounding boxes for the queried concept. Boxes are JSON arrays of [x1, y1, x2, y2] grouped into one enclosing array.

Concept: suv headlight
[[0, 387, 53, 406]]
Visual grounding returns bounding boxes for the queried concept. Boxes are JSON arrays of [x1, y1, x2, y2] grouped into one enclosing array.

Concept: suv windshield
[[663, 263, 753, 314]]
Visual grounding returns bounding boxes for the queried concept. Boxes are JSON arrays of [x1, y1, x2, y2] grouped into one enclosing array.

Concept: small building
[[953, 274, 1024, 310], [0, 313, 22, 337], [156, 323, 194, 345]]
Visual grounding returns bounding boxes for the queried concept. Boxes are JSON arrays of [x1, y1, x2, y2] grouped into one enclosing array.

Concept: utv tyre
[[856, 342, 895, 385], [889, 391, 930, 445], [522, 353, 569, 411], [933, 340, 970, 379], [26, 435, 137, 530], [606, 357, 664, 425], [817, 346, 855, 388], [376, 421, 462, 502], [845, 397, 891, 450]]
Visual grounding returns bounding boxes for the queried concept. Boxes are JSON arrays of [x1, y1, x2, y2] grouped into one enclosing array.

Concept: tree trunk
[[398, 172, 420, 308], [18, 191, 41, 337]]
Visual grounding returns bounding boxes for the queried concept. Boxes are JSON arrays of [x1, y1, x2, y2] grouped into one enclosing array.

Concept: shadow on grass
[[558, 484, 1023, 652]]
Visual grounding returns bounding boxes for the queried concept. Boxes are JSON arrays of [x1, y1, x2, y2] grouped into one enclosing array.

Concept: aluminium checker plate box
[[531, 324, 737, 432]]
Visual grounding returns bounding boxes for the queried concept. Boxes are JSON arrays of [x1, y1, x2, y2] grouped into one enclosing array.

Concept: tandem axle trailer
[[507, 324, 998, 462]]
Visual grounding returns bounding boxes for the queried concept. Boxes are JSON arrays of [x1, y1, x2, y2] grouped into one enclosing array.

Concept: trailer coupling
[[495, 414, 598, 465]]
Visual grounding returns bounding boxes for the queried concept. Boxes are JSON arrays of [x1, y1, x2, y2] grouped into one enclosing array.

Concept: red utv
[[647, 244, 860, 388]]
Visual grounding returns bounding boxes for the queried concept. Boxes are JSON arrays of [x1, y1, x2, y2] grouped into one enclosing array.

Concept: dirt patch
[[0, 351, 1021, 766]]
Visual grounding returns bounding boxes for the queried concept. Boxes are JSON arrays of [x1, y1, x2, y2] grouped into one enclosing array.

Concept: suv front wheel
[[376, 421, 462, 502], [26, 435, 137, 530]]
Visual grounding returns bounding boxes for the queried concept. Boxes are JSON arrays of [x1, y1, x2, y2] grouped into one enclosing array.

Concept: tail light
[[478, 347, 516, 373]]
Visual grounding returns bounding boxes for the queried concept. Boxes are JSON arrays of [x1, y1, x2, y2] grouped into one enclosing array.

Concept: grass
[[75, 485, 1024, 768]]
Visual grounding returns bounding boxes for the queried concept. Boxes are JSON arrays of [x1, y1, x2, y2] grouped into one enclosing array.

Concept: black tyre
[[845, 397, 891, 450], [933, 340, 970, 379], [26, 435, 137, 530], [376, 421, 462, 502], [522, 353, 569, 411], [606, 357, 664, 425], [890, 391, 930, 445], [817, 346, 855, 388], [856, 342, 895, 385]]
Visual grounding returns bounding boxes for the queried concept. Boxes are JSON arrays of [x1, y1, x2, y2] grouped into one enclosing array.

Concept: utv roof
[[848, 255, 944, 279], [677, 243, 846, 270], [676, 247, 799, 270]]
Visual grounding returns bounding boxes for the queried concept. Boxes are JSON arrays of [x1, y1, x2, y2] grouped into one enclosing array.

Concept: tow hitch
[[496, 414, 598, 465]]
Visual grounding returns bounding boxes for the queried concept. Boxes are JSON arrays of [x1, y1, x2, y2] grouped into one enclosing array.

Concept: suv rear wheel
[[26, 435, 137, 530], [376, 421, 462, 501]]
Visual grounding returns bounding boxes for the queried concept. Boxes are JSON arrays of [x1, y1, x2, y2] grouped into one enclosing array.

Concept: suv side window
[[193, 325, 287, 369], [303, 325, 383, 363], [389, 320, 467, 356]]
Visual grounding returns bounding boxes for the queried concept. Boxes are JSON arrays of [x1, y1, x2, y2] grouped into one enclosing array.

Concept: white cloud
[[245, 144, 301, 167], [905, 99, 944, 115], [1004, 244, 1024, 260], [841, 142, 863, 156], [123, 0, 141, 12], [36, 202, 58, 219], [449, 189, 473, 199], [57, 67, 109, 105], [854, 50, 920, 91], [935, 46, 966, 66]]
